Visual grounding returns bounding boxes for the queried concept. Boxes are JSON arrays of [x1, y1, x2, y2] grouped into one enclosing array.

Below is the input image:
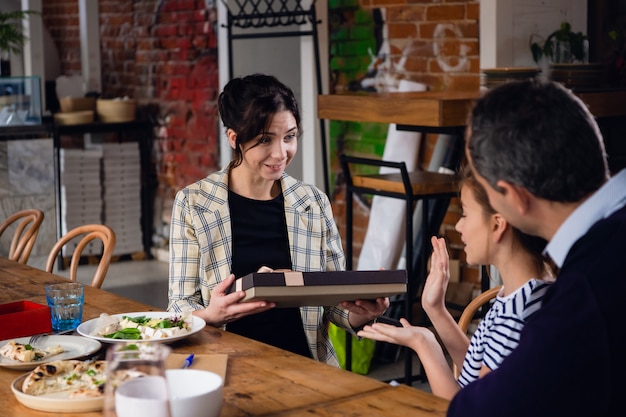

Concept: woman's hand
[[341, 297, 390, 329], [356, 318, 432, 349], [421, 236, 451, 314], [192, 274, 275, 327]]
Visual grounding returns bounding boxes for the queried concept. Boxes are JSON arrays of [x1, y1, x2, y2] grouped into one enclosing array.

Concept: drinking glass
[[103, 342, 172, 417], [45, 282, 84, 332]]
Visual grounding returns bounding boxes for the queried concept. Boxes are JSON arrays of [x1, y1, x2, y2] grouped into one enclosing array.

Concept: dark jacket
[[448, 203, 626, 416]]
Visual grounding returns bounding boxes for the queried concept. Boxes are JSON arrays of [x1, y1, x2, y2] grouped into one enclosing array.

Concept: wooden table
[[0, 258, 449, 417]]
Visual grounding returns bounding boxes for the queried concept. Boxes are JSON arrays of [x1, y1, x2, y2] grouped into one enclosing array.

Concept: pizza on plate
[[21, 359, 107, 398], [0, 340, 64, 362]]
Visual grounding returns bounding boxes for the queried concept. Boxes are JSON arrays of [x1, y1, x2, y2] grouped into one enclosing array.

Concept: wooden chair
[[0, 209, 45, 264], [453, 285, 502, 379], [45, 224, 116, 289]]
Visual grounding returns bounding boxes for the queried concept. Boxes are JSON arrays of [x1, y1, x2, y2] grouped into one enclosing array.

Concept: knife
[[181, 353, 194, 369]]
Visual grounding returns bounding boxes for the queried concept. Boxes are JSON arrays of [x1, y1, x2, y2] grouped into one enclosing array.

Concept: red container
[[0, 301, 52, 340]]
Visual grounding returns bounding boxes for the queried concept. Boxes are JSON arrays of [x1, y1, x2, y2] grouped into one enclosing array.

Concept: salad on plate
[[91, 313, 192, 340]]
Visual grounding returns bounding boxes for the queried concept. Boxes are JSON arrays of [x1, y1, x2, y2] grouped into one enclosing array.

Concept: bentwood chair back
[[45, 224, 116, 289], [453, 285, 502, 379], [0, 209, 45, 264]]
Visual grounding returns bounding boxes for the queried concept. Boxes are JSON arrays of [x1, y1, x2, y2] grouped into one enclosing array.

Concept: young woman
[[357, 167, 552, 398], [167, 73, 388, 365]]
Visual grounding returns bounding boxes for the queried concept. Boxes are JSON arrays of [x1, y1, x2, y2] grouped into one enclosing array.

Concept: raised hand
[[421, 236, 451, 314]]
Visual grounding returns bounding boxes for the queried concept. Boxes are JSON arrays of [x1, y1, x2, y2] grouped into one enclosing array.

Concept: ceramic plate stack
[[60, 148, 104, 256], [102, 142, 143, 255], [549, 63, 605, 88], [481, 67, 542, 89]]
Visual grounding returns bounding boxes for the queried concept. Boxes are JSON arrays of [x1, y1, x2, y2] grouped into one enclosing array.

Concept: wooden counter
[[0, 258, 450, 417], [318, 90, 477, 127], [318, 88, 626, 126]]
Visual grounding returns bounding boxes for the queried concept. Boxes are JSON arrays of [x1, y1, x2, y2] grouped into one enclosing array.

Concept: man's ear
[[495, 180, 532, 215], [227, 128, 237, 149]]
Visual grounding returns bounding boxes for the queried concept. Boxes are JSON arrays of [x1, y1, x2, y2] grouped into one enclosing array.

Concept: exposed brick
[[466, 1, 479, 20], [371, 0, 410, 6], [457, 22, 479, 39], [388, 22, 418, 39], [386, 5, 426, 22], [419, 22, 438, 39], [426, 4, 466, 21]]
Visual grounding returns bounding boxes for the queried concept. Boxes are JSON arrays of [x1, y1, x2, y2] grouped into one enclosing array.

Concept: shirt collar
[[545, 169, 626, 269]]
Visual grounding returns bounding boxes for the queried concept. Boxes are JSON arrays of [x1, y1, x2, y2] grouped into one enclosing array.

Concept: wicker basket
[[54, 110, 94, 125], [58, 97, 96, 113], [96, 99, 136, 123]]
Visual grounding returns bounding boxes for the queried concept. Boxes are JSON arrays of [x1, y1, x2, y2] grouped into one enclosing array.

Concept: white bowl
[[166, 369, 223, 417], [115, 376, 170, 417]]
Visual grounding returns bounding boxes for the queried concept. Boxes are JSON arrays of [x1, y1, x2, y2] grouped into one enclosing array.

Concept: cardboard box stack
[[60, 148, 103, 256], [102, 142, 143, 255]]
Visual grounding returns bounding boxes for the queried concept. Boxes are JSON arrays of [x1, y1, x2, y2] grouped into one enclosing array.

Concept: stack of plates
[[481, 67, 542, 89], [549, 63, 605, 88]]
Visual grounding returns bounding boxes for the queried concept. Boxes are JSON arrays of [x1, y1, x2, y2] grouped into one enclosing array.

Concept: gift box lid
[[228, 270, 407, 308], [0, 301, 52, 340]]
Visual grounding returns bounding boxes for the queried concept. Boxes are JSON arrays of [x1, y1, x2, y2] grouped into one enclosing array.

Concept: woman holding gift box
[[167, 73, 388, 365]]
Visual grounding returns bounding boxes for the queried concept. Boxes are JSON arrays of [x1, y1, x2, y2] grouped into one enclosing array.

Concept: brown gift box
[[227, 270, 407, 308]]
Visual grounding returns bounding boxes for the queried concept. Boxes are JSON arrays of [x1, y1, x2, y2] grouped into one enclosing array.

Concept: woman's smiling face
[[238, 110, 298, 182]]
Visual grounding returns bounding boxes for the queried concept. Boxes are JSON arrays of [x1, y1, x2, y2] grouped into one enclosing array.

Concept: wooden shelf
[[352, 171, 459, 196], [318, 91, 477, 127]]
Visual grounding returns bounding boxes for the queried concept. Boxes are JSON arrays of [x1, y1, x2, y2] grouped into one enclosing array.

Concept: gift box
[[0, 301, 52, 339], [227, 270, 407, 308]]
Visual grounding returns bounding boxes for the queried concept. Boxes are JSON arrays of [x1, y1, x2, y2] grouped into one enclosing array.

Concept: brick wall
[[42, 0, 220, 244]]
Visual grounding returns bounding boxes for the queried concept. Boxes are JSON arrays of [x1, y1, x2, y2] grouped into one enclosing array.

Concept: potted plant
[[0, 9, 37, 76], [529, 22, 588, 64], [607, 22, 626, 86]]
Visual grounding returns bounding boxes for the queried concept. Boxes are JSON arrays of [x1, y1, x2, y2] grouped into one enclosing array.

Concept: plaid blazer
[[167, 168, 351, 366]]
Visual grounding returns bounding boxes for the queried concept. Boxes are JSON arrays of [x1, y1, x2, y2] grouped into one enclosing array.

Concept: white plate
[[11, 372, 103, 413], [0, 335, 102, 371], [76, 311, 206, 344]]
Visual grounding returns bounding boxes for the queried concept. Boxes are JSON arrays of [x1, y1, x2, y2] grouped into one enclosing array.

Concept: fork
[[28, 333, 47, 347], [28, 329, 74, 347]]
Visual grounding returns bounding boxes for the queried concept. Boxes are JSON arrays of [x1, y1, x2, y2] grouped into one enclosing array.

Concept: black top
[[226, 188, 312, 358]]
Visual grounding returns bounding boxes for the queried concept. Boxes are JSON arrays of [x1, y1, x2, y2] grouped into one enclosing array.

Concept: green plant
[[529, 22, 587, 64], [0, 10, 38, 54], [607, 22, 626, 85]]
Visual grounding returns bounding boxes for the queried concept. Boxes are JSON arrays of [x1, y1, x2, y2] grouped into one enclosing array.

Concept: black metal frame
[[221, 0, 330, 194], [340, 154, 459, 385]]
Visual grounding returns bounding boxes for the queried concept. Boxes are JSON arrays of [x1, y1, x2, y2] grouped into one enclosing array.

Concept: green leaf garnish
[[104, 328, 141, 339]]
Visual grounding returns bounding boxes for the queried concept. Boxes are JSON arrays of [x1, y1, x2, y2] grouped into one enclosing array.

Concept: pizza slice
[[21, 359, 107, 397], [0, 340, 64, 362]]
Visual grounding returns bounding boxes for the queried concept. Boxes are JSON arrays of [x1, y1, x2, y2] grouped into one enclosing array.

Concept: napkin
[[165, 353, 228, 380]]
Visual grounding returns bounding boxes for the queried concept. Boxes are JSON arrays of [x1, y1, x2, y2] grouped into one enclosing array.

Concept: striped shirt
[[167, 168, 352, 366], [458, 278, 551, 387]]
